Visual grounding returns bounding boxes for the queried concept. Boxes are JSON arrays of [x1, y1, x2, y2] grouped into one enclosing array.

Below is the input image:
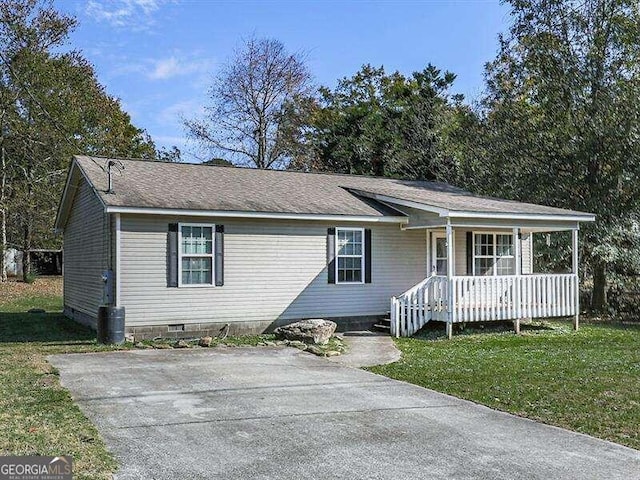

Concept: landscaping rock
[[274, 319, 337, 345], [134, 342, 146, 349], [306, 345, 325, 356], [264, 341, 277, 347], [198, 336, 213, 347], [173, 339, 189, 349], [287, 340, 308, 350], [325, 350, 341, 357]]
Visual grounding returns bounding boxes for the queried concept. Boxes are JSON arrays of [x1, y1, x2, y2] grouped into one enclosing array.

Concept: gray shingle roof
[[74, 156, 594, 219]]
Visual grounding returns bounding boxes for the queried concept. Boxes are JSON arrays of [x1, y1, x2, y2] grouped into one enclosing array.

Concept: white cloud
[[148, 56, 215, 80], [149, 57, 180, 80], [155, 134, 189, 145], [103, 53, 215, 83], [158, 99, 205, 126], [84, 0, 168, 29]]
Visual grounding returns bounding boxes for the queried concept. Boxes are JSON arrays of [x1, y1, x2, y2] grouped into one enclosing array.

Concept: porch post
[[513, 227, 521, 334], [446, 221, 454, 339], [513, 227, 521, 275], [446, 223, 454, 278], [426, 229, 432, 277], [572, 228, 579, 331]]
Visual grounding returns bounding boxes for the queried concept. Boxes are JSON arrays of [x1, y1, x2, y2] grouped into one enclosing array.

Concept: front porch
[[390, 223, 582, 338]]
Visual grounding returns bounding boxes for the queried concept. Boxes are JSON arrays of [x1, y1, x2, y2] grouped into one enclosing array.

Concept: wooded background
[[3, 0, 639, 316]]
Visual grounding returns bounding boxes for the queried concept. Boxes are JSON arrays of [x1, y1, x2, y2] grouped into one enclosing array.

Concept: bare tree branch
[[184, 36, 312, 169]]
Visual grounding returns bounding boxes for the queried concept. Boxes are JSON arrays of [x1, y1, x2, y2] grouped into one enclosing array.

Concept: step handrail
[[391, 275, 447, 337]]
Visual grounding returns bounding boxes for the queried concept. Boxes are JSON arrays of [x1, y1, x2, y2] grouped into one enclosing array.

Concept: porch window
[[473, 233, 515, 276], [336, 227, 364, 283], [179, 224, 214, 286]]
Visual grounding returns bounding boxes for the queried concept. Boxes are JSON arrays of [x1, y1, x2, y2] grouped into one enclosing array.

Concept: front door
[[431, 233, 448, 276]]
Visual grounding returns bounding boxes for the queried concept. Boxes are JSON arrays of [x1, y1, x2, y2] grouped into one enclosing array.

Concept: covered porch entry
[[390, 214, 593, 339]]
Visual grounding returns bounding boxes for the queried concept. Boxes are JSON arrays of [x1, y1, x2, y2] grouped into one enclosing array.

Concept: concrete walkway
[[50, 348, 640, 480], [329, 331, 401, 367]]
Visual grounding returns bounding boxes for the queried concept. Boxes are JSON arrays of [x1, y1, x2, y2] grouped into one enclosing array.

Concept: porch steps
[[373, 312, 391, 333]]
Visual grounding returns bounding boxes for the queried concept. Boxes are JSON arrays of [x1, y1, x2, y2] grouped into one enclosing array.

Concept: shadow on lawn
[[415, 319, 558, 340], [0, 311, 96, 344]]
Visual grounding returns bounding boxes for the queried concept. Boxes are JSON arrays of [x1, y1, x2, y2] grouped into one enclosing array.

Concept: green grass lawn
[[368, 321, 640, 450], [0, 278, 127, 479], [3, 279, 639, 478]]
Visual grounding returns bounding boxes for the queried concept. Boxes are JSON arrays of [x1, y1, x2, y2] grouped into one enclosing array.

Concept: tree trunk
[[23, 222, 31, 279], [591, 260, 607, 311], [22, 173, 33, 279], [0, 206, 6, 283], [0, 145, 6, 282]]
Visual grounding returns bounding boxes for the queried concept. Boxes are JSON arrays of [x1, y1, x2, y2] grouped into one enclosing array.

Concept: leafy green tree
[[456, 0, 640, 310], [293, 64, 462, 180], [157, 145, 182, 163], [0, 0, 156, 278], [203, 157, 233, 166]]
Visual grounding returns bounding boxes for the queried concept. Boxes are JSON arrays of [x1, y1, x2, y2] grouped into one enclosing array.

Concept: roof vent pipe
[[106, 160, 124, 194]]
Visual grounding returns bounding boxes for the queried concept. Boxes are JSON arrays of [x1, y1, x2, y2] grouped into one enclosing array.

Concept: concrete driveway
[[50, 347, 640, 480]]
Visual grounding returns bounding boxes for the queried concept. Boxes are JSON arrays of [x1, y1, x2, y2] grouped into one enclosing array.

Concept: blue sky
[[58, 1, 511, 161]]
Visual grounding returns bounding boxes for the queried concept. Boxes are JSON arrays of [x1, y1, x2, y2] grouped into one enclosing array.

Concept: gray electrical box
[[102, 269, 114, 305]]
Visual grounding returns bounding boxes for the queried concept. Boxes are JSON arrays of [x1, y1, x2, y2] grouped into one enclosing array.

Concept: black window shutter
[[168, 223, 178, 287], [327, 227, 336, 284], [215, 225, 224, 286], [466, 231, 473, 276], [364, 228, 372, 283]]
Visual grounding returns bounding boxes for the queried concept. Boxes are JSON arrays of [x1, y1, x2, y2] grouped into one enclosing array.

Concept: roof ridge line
[[73, 155, 460, 186]]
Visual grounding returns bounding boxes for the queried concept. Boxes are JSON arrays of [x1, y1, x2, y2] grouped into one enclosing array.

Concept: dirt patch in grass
[[0, 277, 63, 308], [0, 277, 62, 315]]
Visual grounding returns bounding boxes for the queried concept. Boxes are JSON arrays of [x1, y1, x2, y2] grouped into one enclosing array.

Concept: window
[[432, 233, 448, 275], [336, 227, 364, 283], [495, 234, 515, 275], [179, 224, 214, 286], [473, 233, 515, 276]]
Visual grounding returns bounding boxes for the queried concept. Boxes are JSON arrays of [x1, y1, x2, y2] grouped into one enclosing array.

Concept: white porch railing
[[390, 276, 448, 337], [391, 274, 578, 337]]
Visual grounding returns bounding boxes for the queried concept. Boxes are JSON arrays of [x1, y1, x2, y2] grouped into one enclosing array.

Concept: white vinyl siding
[[63, 178, 108, 320], [521, 233, 533, 274], [119, 216, 426, 327]]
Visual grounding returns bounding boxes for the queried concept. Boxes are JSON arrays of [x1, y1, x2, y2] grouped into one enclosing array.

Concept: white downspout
[[115, 213, 121, 308]]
